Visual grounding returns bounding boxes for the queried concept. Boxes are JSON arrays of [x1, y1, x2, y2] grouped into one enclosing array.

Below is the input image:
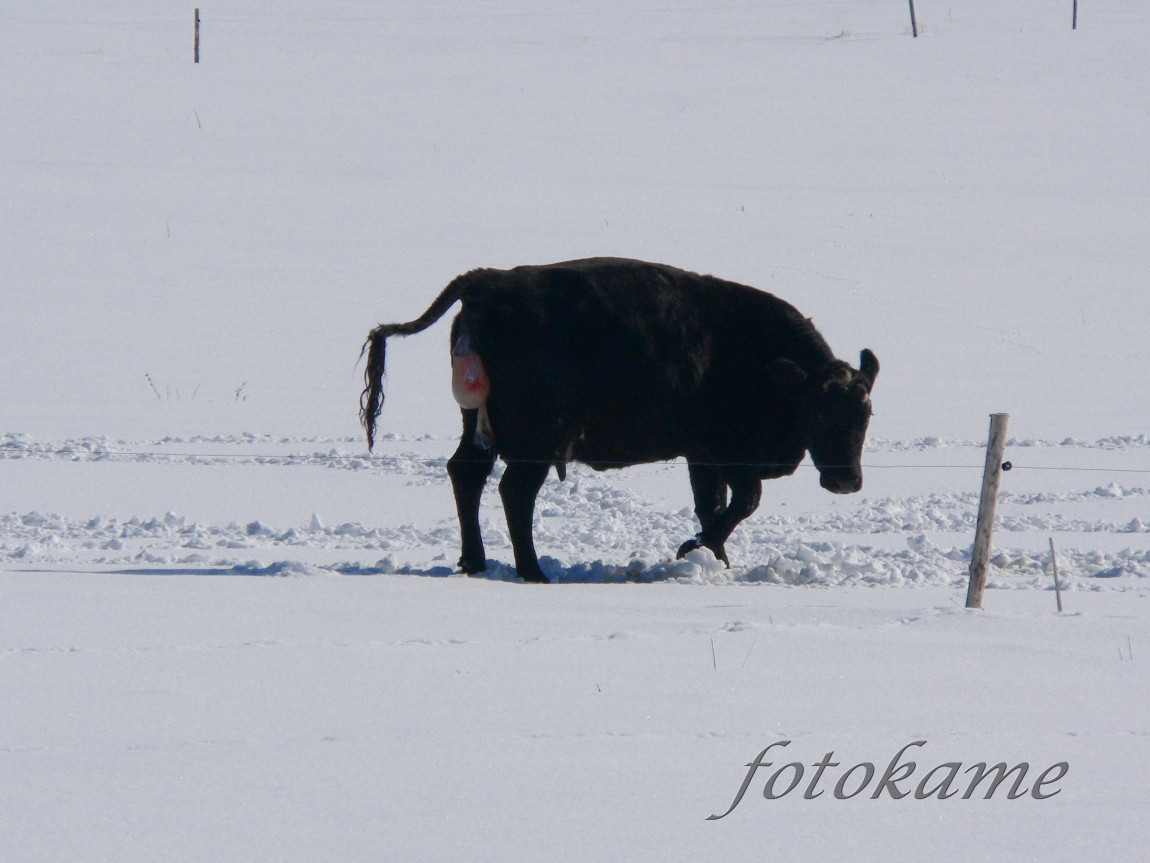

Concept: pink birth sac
[[451, 335, 490, 410]]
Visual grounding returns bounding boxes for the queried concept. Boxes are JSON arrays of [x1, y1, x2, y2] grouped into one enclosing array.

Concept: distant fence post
[[1073, 0, 1078, 30], [1049, 537, 1064, 612], [194, 8, 200, 63], [908, 0, 918, 37], [966, 413, 1010, 609]]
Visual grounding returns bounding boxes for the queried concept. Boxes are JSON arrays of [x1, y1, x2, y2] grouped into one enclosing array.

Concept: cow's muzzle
[[820, 470, 863, 494]]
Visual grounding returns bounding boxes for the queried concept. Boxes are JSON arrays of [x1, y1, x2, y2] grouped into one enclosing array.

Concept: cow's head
[[775, 349, 879, 494]]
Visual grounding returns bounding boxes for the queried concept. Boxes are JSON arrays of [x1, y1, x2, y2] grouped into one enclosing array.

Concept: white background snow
[[2, 1, 1149, 860]]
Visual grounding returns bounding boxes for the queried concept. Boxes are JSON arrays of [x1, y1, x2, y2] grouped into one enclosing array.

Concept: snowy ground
[[3, 2, 1149, 860], [5, 431, 1150, 589]]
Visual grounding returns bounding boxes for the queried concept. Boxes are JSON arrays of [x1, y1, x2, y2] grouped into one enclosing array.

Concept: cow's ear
[[859, 349, 879, 387], [769, 358, 806, 392]]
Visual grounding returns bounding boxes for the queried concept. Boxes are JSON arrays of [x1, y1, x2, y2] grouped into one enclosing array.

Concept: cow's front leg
[[447, 409, 495, 574], [678, 462, 730, 564], [689, 461, 728, 537], [679, 472, 762, 567], [499, 460, 550, 583]]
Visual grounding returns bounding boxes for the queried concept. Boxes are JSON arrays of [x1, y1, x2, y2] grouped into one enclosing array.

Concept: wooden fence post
[[194, 8, 200, 63], [908, 0, 918, 37], [1073, 0, 1078, 30], [966, 413, 1010, 609], [1049, 537, 1064, 612]]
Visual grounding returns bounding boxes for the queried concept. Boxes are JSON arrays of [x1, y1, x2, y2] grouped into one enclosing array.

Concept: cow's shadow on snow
[[106, 548, 747, 583], [345, 549, 732, 584]]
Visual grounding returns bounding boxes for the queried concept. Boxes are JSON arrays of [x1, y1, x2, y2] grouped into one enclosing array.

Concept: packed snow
[[3, 1, 1149, 861]]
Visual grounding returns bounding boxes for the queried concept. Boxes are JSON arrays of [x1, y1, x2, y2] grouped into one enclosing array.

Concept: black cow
[[361, 258, 878, 583]]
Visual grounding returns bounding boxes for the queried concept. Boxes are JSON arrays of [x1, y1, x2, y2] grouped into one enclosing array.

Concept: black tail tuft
[[359, 325, 392, 450]]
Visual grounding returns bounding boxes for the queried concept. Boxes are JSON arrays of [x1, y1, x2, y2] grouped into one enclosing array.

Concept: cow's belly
[[567, 416, 687, 471]]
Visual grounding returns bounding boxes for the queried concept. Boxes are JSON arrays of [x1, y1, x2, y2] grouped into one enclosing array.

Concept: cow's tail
[[359, 270, 487, 450]]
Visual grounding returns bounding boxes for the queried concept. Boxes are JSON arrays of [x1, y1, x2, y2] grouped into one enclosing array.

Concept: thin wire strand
[[6, 449, 1150, 475]]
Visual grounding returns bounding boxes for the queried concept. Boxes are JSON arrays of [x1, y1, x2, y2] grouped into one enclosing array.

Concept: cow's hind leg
[[499, 460, 550, 583], [447, 409, 495, 574]]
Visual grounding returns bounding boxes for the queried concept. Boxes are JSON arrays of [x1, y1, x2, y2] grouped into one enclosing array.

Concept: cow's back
[[455, 258, 832, 467]]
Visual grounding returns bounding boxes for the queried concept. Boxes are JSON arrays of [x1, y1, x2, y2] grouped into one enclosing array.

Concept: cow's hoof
[[458, 555, 488, 575], [677, 538, 731, 567], [676, 538, 702, 559], [518, 568, 550, 584]]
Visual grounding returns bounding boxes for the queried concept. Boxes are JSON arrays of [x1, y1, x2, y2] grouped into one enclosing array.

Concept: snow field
[[3, 1, 1150, 860]]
